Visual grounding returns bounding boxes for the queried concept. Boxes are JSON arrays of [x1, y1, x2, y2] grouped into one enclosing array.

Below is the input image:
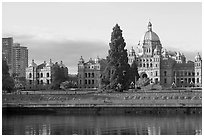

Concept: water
[[2, 114, 202, 135]]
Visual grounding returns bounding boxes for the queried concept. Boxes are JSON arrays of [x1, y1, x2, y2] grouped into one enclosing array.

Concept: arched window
[[150, 63, 152, 67], [155, 71, 158, 76], [92, 73, 94, 78], [143, 63, 145, 67], [47, 73, 49, 77], [147, 63, 149, 68], [29, 73, 32, 78], [41, 73, 43, 78], [37, 73, 39, 78], [41, 80, 43, 84], [164, 71, 167, 76]]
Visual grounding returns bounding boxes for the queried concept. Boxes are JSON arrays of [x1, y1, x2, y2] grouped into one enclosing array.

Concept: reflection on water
[[2, 114, 202, 135]]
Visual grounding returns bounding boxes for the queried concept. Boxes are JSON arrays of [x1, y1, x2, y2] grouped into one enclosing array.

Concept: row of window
[[79, 79, 97, 85], [84, 66, 100, 69], [128, 58, 161, 63], [174, 71, 195, 76], [164, 78, 200, 85], [139, 63, 159, 68], [195, 63, 201, 67], [29, 79, 50, 85], [174, 78, 195, 83], [85, 73, 95, 78], [29, 73, 50, 78]]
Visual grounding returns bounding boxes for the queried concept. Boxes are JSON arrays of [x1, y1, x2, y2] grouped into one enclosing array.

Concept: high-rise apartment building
[[2, 37, 13, 75], [12, 43, 28, 78]]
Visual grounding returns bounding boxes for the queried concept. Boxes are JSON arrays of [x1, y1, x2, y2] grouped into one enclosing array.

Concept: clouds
[[6, 32, 109, 74], [2, 3, 201, 74]]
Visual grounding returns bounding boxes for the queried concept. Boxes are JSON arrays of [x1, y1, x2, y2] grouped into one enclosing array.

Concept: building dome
[[28, 59, 37, 67], [139, 21, 160, 45]]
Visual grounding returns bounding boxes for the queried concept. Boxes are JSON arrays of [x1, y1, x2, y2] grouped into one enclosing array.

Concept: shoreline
[[3, 106, 202, 115]]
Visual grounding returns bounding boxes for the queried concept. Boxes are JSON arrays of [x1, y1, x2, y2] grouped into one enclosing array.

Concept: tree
[[129, 60, 140, 87], [101, 24, 130, 92], [51, 63, 68, 90], [2, 59, 15, 92]]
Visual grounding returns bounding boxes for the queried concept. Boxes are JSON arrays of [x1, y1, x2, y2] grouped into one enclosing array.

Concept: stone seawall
[[3, 105, 202, 115]]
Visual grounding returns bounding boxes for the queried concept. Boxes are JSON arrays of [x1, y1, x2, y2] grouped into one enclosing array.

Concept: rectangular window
[[164, 78, 167, 84], [29, 80, 32, 85], [197, 78, 199, 83], [47, 80, 49, 84], [188, 78, 191, 83], [184, 78, 187, 83], [181, 78, 183, 83], [92, 80, 94, 84]]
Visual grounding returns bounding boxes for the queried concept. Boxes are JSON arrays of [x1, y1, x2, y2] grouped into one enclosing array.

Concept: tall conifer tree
[[101, 24, 130, 91]]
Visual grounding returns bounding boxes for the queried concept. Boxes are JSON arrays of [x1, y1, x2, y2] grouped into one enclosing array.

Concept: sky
[[2, 2, 202, 74]]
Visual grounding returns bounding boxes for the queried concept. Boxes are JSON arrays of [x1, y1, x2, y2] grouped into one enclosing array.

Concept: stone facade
[[77, 56, 107, 89], [26, 59, 68, 90], [194, 53, 202, 87], [128, 22, 202, 88]]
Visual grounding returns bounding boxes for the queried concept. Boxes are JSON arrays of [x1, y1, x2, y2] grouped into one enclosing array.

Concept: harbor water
[[2, 113, 202, 135]]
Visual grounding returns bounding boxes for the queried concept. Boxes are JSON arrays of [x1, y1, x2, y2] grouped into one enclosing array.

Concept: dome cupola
[[28, 59, 37, 67], [195, 52, 202, 61], [141, 21, 160, 42], [79, 56, 84, 64], [46, 59, 53, 67]]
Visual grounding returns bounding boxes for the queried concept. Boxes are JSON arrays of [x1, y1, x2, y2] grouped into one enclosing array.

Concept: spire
[[79, 56, 84, 64], [148, 21, 152, 31]]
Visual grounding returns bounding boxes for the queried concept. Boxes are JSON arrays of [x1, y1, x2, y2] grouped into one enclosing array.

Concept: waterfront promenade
[[3, 90, 202, 108]]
